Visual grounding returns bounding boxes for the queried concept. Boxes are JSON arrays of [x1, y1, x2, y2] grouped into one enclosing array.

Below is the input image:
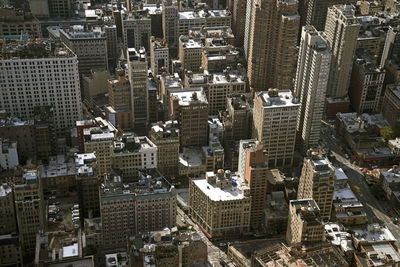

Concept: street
[[321, 122, 400, 249]]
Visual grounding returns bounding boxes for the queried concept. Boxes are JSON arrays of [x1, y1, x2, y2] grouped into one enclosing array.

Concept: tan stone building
[[324, 5, 360, 98], [150, 37, 169, 76], [252, 89, 300, 168], [168, 88, 208, 147], [0, 7, 41, 37], [106, 68, 133, 130], [244, 143, 268, 229], [149, 121, 180, 177], [382, 84, 400, 128], [297, 152, 335, 220], [247, 0, 299, 91], [286, 199, 325, 247], [189, 170, 251, 239], [179, 36, 203, 72], [82, 69, 111, 100], [14, 169, 46, 256]]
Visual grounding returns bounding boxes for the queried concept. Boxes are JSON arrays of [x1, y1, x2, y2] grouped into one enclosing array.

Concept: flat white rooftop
[[193, 178, 245, 201], [257, 90, 299, 109]]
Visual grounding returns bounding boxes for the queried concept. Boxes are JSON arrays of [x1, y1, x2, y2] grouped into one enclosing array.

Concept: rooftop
[[352, 224, 396, 243], [40, 155, 76, 178], [0, 183, 12, 197], [75, 153, 96, 176], [290, 199, 323, 225], [179, 9, 230, 20], [325, 223, 355, 252], [180, 36, 202, 48], [150, 121, 179, 138], [113, 135, 157, 155], [179, 147, 204, 167], [257, 89, 299, 108], [169, 88, 208, 106], [60, 25, 106, 40]]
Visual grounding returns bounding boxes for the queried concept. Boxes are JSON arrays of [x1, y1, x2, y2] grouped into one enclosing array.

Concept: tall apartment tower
[[252, 89, 300, 168], [162, 0, 179, 56], [286, 199, 325, 247], [232, 0, 247, 46], [324, 5, 360, 98], [295, 26, 332, 153], [104, 25, 118, 70], [127, 48, 149, 135], [246, 0, 300, 91], [244, 142, 268, 229], [297, 152, 335, 220], [14, 169, 46, 256]]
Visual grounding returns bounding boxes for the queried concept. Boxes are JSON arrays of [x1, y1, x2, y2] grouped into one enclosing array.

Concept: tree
[[380, 126, 395, 140]]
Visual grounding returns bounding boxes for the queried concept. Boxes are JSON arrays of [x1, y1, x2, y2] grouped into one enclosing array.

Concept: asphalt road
[[321, 123, 400, 249]]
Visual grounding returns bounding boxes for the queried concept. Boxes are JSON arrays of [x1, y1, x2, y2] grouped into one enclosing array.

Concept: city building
[[297, 152, 335, 220], [159, 73, 183, 105], [286, 199, 325, 247], [189, 170, 251, 239], [246, 0, 299, 91], [220, 95, 251, 141], [0, 183, 16, 235], [295, 26, 331, 152], [40, 155, 76, 193], [59, 25, 108, 78], [252, 89, 300, 167], [201, 38, 240, 73], [162, 0, 179, 55], [76, 120, 96, 153], [0, 40, 82, 135], [381, 84, 400, 128], [150, 37, 169, 76], [179, 36, 203, 72], [349, 52, 386, 113], [104, 24, 118, 70], [106, 68, 133, 130], [111, 135, 157, 180], [127, 48, 149, 135], [33, 106, 56, 160], [324, 5, 360, 98], [82, 69, 111, 101], [185, 69, 246, 115], [333, 184, 367, 226], [122, 10, 152, 51], [0, 233, 23, 266], [149, 121, 180, 177], [0, 7, 41, 37], [100, 169, 176, 250], [178, 9, 231, 37], [244, 142, 268, 229], [168, 88, 208, 147], [265, 191, 288, 235], [232, 0, 247, 46], [237, 139, 258, 179], [0, 139, 19, 170], [83, 125, 115, 176], [75, 153, 100, 219], [14, 169, 46, 256], [381, 166, 400, 204]]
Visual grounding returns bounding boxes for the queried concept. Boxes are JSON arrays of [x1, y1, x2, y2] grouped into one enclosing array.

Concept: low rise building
[[179, 36, 203, 72], [149, 121, 179, 177], [0, 7, 41, 37], [40, 155, 76, 193], [112, 134, 157, 181], [286, 199, 325, 247], [189, 170, 251, 239], [333, 185, 367, 226], [265, 191, 288, 235], [179, 147, 206, 178], [202, 38, 240, 72], [325, 223, 355, 260], [351, 224, 397, 249], [388, 138, 400, 155], [381, 166, 400, 204], [354, 242, 400, 267], [100, 169, 176, 250]]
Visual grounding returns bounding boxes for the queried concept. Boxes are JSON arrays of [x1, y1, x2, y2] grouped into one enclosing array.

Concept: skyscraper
[[252, 89, 300, 168], [127, 48, 149, 135], [324, 4, 360, 98], [246, 0, 300, 91], [232, 0, 247, 46], [297, 152, 335, 220], [162, 0, 179, 56], [295, 26, 331, 152], [244, 142, 268, 229]]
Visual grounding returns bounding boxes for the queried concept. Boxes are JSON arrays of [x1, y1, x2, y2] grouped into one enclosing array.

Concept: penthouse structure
[[59, 25, 108, 77], [286, 199, 325, 247], [100, 169, 176, 250], [189, 170, 251, 238], [149, 121, 180, 177], [202, 38, 240, 73], [178, 9, 231, 37], [169, 88, 208, 147], [122, 10, 152, 51], [185, 69, 246, 115], [297, 152, 335, 220], [0, 40, 82, 135], [112, 134, 157, 180], [14, 170, 46, 256], [252, 89, 300, 167]]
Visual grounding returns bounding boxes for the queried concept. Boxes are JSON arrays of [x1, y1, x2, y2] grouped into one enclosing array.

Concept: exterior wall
[[122, 17, 151, 51], [178, 104, 209, 147], [0, 234, 23, 267], [84, 139, 113, 175], [0, 185, 16, 234]]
